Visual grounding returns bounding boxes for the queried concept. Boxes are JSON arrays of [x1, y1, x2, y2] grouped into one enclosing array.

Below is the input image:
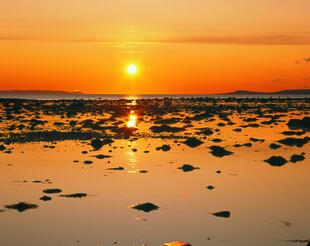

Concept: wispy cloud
[[1, 34, 310, 45]]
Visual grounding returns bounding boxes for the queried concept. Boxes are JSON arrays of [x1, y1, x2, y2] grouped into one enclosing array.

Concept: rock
[[93, 154, 112, 159], [0, 145, 6, 151], [287, 117, 310, 130], [43, 188, 62, 194], [40, 196, 52, 201], [212, 211, 231, 218], [90, 138, 113, 150], [277, 137, 309, 148], [60, 193, 87, 198], [84, 160, 93, 165], [5, 202, 39, 212], [178, 164, 199, 172], [150, 125, 184, 133], [156, 144, 171, 152], [183, 137, 204, 148], [269, 143, 282, 149], [264, 156, 288, 167], [209, 146, 233, 157], [108, 167, 125, 171], [132, 202, 159, 213], [290, 154, 305, 163], [206, 185, 215, 190]]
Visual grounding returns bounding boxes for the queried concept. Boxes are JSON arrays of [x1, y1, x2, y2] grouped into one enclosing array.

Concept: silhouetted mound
[[156, 144, 171, 152], [40, 196, 52, 201], [5, 202, 38, 212], [287, 117, 310, 130], [264, 156, 288, 167], [212, 211, 231, 218], [60, 193, 87, 198], [108, 167, 125, 171], [132, 202, 159, 213], [290, 154, 305, 163], [163, 242, 192, 246], [43, 188, 62, 194], [209, 146, 233, 157], [269, 143, 282, 150], [91, 138, 113, 150], [183, 137, 204, 148], [150, 124, 184, 133], [178, 164, 199, 172], [277, 137, 309, 147]]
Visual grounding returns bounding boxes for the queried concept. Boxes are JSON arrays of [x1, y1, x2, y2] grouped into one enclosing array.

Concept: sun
[[127, 64, 138, 75]]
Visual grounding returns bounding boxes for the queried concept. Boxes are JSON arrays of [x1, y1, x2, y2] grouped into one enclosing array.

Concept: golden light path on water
[[127, 110, 137, 128]]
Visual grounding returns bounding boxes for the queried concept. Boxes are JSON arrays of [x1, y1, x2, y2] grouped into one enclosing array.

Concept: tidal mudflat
[[0, 97, 309, 246]]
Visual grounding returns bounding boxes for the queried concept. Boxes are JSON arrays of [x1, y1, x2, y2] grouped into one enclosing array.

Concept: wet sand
[[0, 97, 309, 246]]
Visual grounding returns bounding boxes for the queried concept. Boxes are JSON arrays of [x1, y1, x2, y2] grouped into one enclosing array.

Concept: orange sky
[[0, 0, 310, 94]]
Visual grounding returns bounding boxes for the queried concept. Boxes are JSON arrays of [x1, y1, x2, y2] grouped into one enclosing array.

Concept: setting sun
[[127, 64, 138, 75]]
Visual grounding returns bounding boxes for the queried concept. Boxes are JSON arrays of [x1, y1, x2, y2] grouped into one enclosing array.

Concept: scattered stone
[[60, 193, 87, 198], [287, 117, 310, 130], [5, 202, 38, 212], [277, 137, 309, 148], [132, 202, 159, 213], [43, 188, 62, 194], [178, 164, 199, 172], [290, 154, 305, 163], [212, 211, 231, 218], [156, 144, 171, 152], [209, 146, 233, 158], [183, 137, 204, 148], [269, 143, 282, 150], [108, 167, 125, 171], [40, 196, 52, 201], [264, 156, 288, 167], [84, 160, 93, 165], [206, 185, 215, 190]]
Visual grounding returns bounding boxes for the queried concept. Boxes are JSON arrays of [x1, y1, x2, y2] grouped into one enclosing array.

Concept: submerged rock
[[132, 202, 159, 213], [5, 202, 38, 212], [209, 146, 233, 158], [43, 188, 62, 194], [264, 156, 288, 167], [183, 137, 204, 148], [206, 185, 215, 190], [178, 164, 199, 172], [212, 211, 231, 218]]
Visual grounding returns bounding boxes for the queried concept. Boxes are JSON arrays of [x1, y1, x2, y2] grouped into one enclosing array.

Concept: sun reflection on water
[[127, 110, 137, 128]]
